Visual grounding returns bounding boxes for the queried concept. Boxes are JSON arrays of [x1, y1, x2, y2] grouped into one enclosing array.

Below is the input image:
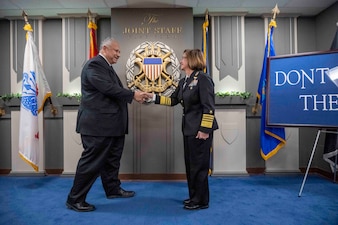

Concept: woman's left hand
[[196, 131, 209, 140]]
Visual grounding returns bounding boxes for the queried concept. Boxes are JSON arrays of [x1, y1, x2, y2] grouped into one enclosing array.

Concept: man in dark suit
[[66, 37, 150, 212]]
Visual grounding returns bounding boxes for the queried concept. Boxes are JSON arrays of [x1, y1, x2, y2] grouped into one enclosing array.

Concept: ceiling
[[0, 0, 337, 19]]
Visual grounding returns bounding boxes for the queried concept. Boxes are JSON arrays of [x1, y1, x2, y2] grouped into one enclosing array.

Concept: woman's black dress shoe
[[184, 202, 209, 210], [183, 199, 191, 205]]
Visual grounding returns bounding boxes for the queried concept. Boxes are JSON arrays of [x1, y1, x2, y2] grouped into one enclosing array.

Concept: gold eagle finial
[[271, 4, 280, 21]]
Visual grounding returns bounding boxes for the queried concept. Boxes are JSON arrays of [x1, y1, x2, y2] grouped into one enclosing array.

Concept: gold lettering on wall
[[123, 27, 182, 34], [122, 13, 183, 39], [123, 27, 152, 34], [153, 27, 182, 34], [141, 14, 159, 25]]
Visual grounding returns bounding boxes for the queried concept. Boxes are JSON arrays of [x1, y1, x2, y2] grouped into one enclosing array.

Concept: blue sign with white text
[[267, 50, 338, 127]]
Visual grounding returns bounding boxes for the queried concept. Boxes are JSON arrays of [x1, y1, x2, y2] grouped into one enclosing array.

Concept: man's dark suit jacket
[[76, 55, 134, 137]]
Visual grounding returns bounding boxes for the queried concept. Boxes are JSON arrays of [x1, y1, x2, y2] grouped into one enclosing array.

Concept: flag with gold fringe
[[202, 10, 213, 174], [19, 17, 52, 171], [88, 16, 98, 59], [257, 12, 286, 160]]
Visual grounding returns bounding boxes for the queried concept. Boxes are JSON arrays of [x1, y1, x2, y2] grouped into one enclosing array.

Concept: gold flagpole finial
[[22, 10, 33, 33], [205, 9, 209, 22], [88, 9, 93, 22], [22, 10, 29, 24], [271, 4, 280, 21]]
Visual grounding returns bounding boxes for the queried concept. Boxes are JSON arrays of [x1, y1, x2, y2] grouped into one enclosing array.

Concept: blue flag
[[257, 20, 286, 160]]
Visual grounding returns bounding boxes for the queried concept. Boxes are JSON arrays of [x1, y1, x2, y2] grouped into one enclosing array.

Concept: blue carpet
[[0, 174, 337, 225]]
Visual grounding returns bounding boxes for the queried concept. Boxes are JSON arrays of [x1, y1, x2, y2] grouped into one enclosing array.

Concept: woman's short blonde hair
[[183, 49, 206, 71]]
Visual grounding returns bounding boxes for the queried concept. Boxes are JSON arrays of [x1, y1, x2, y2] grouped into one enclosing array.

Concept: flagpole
[[22, 10, 28, 24], [202, 9, 209, 73], [268, 5, 280, 57], [252, 4, 279, 115], [88, 9, 92, 22], [22, 11, 58, 116], [87, 9, 98, 59]]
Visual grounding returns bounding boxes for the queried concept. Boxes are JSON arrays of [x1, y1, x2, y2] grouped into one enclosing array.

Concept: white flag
[[327, 66, 338, 88], [19, 23, 52, 171]]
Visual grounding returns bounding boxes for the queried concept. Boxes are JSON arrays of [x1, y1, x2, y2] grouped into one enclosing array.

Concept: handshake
[[133, 91, 154, 104]]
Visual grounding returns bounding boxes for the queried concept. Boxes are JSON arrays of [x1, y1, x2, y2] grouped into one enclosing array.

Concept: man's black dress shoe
[[184, 202, 209, 210], [107, 188, 135, 198], [66, 201, 96, 212], [183, 199, 191, 205]]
